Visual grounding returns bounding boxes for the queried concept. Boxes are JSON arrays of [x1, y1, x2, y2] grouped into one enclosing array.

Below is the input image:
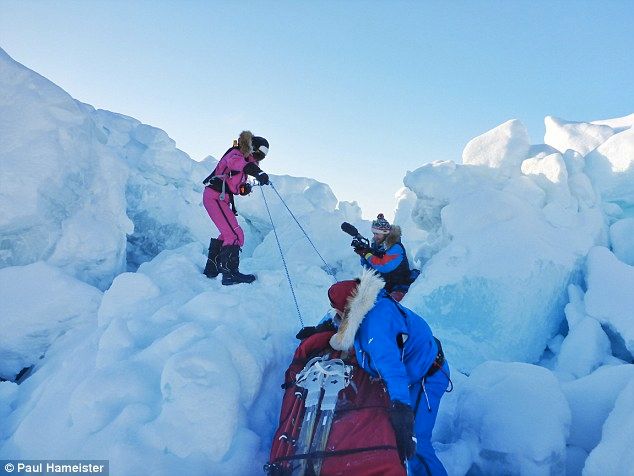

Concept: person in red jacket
[[202, 130, 269, 285]]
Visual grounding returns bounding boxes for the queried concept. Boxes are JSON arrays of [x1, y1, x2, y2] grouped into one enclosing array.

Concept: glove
[[295, 319, 337, 340], [256, 172, 269, 185], [238, 182, 252, 196], [354, 246, 371, 257], [389, 401, 416, 462]]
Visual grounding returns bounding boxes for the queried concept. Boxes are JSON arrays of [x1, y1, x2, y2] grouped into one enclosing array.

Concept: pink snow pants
[[203, 187, 244, 247]]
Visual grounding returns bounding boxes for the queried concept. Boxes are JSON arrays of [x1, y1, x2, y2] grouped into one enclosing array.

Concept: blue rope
[[269, 182, 337, 281], [259, 184, 305, 328]]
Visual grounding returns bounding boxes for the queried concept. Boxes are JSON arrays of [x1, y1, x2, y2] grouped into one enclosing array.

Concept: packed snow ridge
[[1, 47, 633, 475]]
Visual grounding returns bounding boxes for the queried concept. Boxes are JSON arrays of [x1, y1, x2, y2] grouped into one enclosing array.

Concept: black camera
[[350, 237, 368, 250], [341, 222, 384, 257]]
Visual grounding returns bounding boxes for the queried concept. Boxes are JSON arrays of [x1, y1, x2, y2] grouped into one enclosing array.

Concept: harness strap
[[268, 444, 398, 465], [202, 148, 244, 201], [413, 342, 446, 415]]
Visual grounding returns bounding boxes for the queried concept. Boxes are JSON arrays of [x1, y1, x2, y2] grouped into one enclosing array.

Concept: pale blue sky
[[1, 0, 633, 221]]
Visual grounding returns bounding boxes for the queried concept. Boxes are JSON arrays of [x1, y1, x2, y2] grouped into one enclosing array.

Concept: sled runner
[[265, 330, 405, 476]]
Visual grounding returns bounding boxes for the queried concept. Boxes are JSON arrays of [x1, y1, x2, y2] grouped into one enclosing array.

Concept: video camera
[[341, 222, 384, 257], [341, 222, 370, 249]]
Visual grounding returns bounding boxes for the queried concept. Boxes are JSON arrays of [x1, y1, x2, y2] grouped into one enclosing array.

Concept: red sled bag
[[264, 330, 405, 476]]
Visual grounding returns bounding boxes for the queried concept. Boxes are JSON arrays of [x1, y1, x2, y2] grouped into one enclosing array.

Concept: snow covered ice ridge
[[2, 47, 634, 475]]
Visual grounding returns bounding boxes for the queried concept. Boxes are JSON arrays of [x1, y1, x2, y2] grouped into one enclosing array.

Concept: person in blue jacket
[[354, 214, 418, 301], [327, 268, 450, 476]]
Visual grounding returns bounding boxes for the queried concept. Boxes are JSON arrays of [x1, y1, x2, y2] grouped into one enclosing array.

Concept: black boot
[[203, 238, 222, 278], [219, 245, 256, 285]]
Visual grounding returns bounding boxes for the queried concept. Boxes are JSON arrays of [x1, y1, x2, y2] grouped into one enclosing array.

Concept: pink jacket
[[214, 148, 258, 194]]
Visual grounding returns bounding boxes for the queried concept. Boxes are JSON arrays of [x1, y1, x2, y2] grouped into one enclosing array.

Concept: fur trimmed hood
[[238, 130, 254, 156], [329, 268, 385, 351], [384, 225, 402, 249]]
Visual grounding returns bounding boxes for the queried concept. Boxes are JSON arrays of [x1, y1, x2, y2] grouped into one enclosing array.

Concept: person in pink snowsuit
[[202, 130, 269, 285]]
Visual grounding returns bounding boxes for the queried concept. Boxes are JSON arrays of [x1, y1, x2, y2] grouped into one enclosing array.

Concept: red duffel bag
[[264, 330, 405, 476]]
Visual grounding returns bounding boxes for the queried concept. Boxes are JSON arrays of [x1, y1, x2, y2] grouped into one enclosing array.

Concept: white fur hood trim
[[329, 268, 385, 351]]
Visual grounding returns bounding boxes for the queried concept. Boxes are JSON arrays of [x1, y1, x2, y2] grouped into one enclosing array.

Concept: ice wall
[[0, 47, 211, 289], [402, 119, 606, 371]]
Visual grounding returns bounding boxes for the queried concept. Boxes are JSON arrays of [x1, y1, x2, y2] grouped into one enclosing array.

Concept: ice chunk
[[0, 381, 19, 434], [0, 262, 101, 380], [97, 272, 160, 327], [521, 152, 572, 207], [143, 338, 241, 460], [404, 159, 604, 370], [450, 362, 570, 474], [610, 218, 634, 266], [583, 377, 634, 475], [393, 187, 429, 264], [0, 50, 133, 288], [591, 113, 634, 132], [462, 119, 531, 176], [555, 318, 611, 380], [303, 181, 338, 212], [566, 446, 589, 476], [584, 247, 634, 356], [544, 116, 614, 156], [562, 364, 634, 453], [585, 128, 634, 204], [563, 150, 598, 211]]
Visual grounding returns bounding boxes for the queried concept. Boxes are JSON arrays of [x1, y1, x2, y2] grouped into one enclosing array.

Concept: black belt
[[425, 337, 445, 378], [206, 178, 224, 193]]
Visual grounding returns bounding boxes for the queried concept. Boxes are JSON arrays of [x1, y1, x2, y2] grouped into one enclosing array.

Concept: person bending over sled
[[202, 130, 270, 285], [354, 214, 419, 301], [328, 269, 450, 475]]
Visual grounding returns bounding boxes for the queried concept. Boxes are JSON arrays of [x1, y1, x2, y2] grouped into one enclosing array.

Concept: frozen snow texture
[[584, 247, 634, 356], [521, 152, 572, 207], [562, 365, 634, 454], [585, 127, 634, 205], [549, 284, 613, 381], [403, 138, 604, 371], [392, 186, 428, 264], [583, 377, 634, 475], [462, 119, 531, 176], [544, 116, 615, 156], [610, 217, 634, 266], [591, 113, 634, 131], [0, 47, 211, 288], [0, 262, 102, 380], [0, 49, 132, 289], [87, 107, 211, 270], [447, 362, 571, 475], [0, 245, 334, 475]]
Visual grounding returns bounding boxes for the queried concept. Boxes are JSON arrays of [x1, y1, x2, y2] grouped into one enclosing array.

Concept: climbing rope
[[259, 184, 305, 328], [269, 182, 337, 280]]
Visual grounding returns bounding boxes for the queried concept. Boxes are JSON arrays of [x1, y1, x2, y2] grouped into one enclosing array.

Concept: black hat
[[252, 136, 269, 160]]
